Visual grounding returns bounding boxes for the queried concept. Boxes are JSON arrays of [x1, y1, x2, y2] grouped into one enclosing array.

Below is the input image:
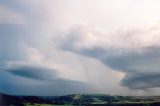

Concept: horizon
[[1, 0, 160, 96]]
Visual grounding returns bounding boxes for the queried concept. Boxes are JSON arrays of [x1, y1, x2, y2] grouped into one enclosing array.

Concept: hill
[[1, 93, 160, 106]]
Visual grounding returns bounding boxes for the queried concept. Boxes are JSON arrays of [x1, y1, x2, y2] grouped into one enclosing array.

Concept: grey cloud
[[0, 23, 48, 68], [4, 63, 58, 80], [0, 25, 29, 68], [2, 0, 160, 95], [54, 25, 160, 89], [122, 72, 160, 89], [0, 1, 123, 96], [0, 0, 46, 24], [0, 14, 95, 95], [0, 72, 93, 96], [0, 63, 94, 96], [103, 47, 160, 72], [0, 81, 93, 96], [110, 47, 160, 89], [64, 46, 160, 90]]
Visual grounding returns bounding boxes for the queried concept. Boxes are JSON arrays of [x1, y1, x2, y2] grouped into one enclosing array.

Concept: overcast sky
[[1, 0, 160, 96]]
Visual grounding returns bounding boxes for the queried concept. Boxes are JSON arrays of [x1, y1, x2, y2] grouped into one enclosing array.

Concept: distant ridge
[[0, 92, 49, 106], [0, 93, 10, 106], [1, 93, 160, 106]]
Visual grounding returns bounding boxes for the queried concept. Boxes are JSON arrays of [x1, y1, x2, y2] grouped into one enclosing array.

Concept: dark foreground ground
[[1, 93, 160, 106]]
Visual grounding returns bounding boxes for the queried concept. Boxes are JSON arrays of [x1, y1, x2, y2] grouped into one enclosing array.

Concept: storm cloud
[[1, 0, 160, 96], [54, 24, 160, 89]]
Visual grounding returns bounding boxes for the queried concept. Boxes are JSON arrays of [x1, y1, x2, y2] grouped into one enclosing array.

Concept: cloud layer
[[1, 0, 160, 96]]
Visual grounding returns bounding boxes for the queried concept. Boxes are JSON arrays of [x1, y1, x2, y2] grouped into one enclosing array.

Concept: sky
[[1, 0, 160, 96]]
